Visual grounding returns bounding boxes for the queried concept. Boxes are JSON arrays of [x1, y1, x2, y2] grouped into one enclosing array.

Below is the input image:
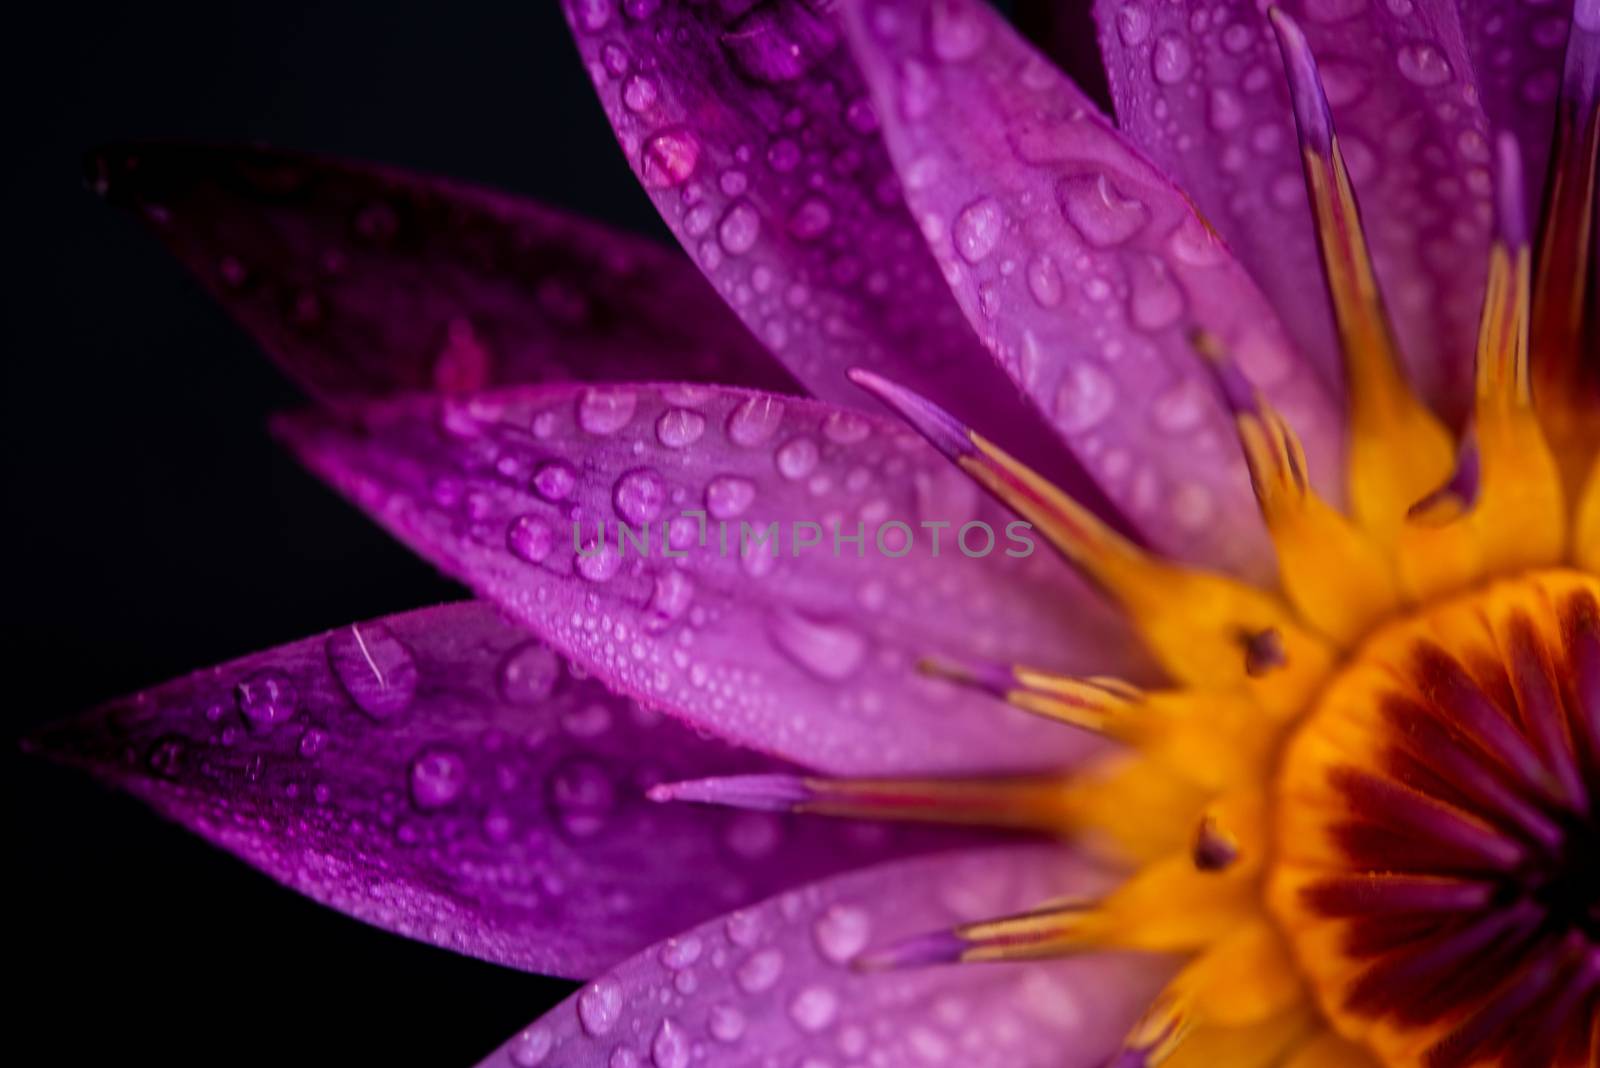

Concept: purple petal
[[28, 602, 973, 978], [1460, 0, 1575, 213], [86, 142, 797, 403], [477, 846, 1168, 1068], [277, 382, 1146, 776], [837, 0, 1341, 578], [560, 0, 1122, 515], [1091, 0, 1494, 421]]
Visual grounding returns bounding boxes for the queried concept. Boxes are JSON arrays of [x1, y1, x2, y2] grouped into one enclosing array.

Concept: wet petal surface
[[279, 383, 1145, 776], [477, 846, 1167, 1068], [88, 142, 796, 403], [30, 602, 971, 977]]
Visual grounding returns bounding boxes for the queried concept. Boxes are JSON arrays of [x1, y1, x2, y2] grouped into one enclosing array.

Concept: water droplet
[[508, 1027, 553, 1067], [788, 985, 838, 1032], [1057, 173, 1148, 247], [146, 734, 188, 779], [658, 935, 703, 970], [1127, 254, 1186, 330], [236, 669, 298, 731], [409, 746, 467, 810], [1151, 34, 1193, 84], [727, 396, 785, 446], [953, 197, 1003, 263], [534, 460, 577, 502], [720, 2, 839, 82], [507, 514, 556, 563], [645, 570, 695, 632], [1054, 363, 1116, 433], [775, 436, 819, 479], [1397, 42, 1453, 87], [927, 0, 987, 60], [499, 641, 562, 705], [579, 388, 638, 435], [1117, 4, 1150, 44], [812, 904, 871, 963], [705, 475, 756, 519], [577, 979, 624, 1035], [651, 1020, 689, 1068], [577, 539, 623, 582], [613, 468, 666, 524], [787, 195, 834, 241], [623, 74, 657, 112], [298, 728, 328, 758], [1026, 253, 1063, 307], [735, 948, 785, 993], [549, 758, 616, 839], [767, 610, 867, 681], [708, 1005, 746, 1043], [326, 624, 419, 720], [719, 201, 761, 255], [821, 410, 870, 444], [641, 129, 700, 189], [655, 407, 707, 449]]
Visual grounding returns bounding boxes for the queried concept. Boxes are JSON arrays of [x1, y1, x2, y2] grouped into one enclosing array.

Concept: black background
[[7, 2, 1095, 1064]]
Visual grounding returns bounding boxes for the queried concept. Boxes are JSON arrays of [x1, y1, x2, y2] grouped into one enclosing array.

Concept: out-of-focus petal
[[560, 0, 1121, 512], [87, 142, 797, 403], [277, 383, 1145, 776], [476, 845, 1168, 1068], [1091, 0, 1493, 420], [28, 602, 972, 978], [838, 0, 1341, 577], [1460, 0, 1575, 212]]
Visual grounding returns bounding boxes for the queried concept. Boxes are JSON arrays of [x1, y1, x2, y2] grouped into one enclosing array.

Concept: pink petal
[[86, 142, 796, 403], [1092, 0, 1494, 421], [1460, 0, 1575, 212], [837, 0, 1341, 578], [28, 602, 972, 978], [277, 382, 1146, 776], [476, 846, 1168, 1068], [560, 0, 1120, 511]]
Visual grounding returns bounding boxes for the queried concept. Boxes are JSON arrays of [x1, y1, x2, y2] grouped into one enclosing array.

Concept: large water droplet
[[705, 475, 756, 519], [579, 388, 638, 435], [718, 201, 761, 255], [735, 948, 785, 993], [641, 129, 700, 189], [577, 979, 623, 1035], [708, 1005, 746, 1043], [236, 669, 298, 731], [1057, 173, 1148, 247], [326, 624, 419, 720], [507, 514, 556, 563], [1396, 41, 1453, 87], [409, 746, 467, 810], [812, 904, 871, 963], [1151, 34, 1193, 85], [548, 757, 616, 839], [645, 570, 695, 633], [507, 1027, 552, 1067], [775, 436, 820, 480], [953, 197, 1003, 263], [927, 0, 988, 60], [576, 539, 623, 582], [534, 460, 578, 502], [650, 1019, 690, 1068], [499, 642, 562, 704], [768, 610, 867, 681], [1026, 253, 1064, 307], [1054, 363, 1117, 433], [788, 985, 838, 1032], [1127, 254, 1186, 331], [727, 396, 785, 447], [614, 468, 666, 524], [1117, 4, 1151, 45], [787, 195, 834, 241], [656, 407, 707, 449]]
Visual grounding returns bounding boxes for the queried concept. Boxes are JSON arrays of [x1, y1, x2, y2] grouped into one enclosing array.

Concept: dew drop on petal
[[655, 407, 707, 448], [735, 948, 785, 993], [534, 460, 578, 502], [726, 396, 785, 446], [1396, 41, 1453, 87], [1053, 363, 1117, 433], [705, 475, 757, 519], [718, 201, 761, 255], [812, 904, 871, 963], [549, 758, 616, 839], [641, 129, 700, 189], [1151, 33, 1193, 84], [613, 467, 667, 524], [326, 623, 418, 720], [767, 609, 867, 681], [409, 746, 467, 810], [236, 669, 297, 731], [775, 436, 819, 480], [507, 514, 556, 563], [953, 197, 1003, 263], [577, 979, 624, 1035], [579, 388, 638, 435], [1056, 173, 1148, 247], [498, 641, 562, 705], [708, 1005, 746, 1043], [788, 985, 838, 1032], [650, 1019, 690, 1068]]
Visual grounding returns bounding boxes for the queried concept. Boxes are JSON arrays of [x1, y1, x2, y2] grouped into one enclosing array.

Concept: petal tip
[[1268, 7, 1334, 157], [847, 368, 977, 462]]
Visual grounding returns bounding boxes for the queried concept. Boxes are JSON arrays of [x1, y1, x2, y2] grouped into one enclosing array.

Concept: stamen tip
[[1190, 330, 1259, 418], [917, 654, 1016, 698], [852, 929, 966, 972], [847, 368, 977, 462], [1243, 628, 1288, 677], [646, 774, 813, 812], [1192, 814, 1240, 872], [1268, 7, 1334, 156], [1492, 132, 1529, 250]]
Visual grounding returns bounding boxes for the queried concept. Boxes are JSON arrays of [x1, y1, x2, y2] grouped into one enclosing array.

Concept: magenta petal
[[560, 0, 1118, 510], [87, 142, 796, 403], [28, 602, 972, 978], [837, 0, 1340, 577], [277, 382, 1145, 776], [477, 846, 1168, 1068], [1460, 0, 1575, 213], [1092, 0, 1493, 420]]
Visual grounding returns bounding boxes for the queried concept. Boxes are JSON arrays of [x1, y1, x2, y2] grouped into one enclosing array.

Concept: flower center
[[1270, 569, 1600, 1067]]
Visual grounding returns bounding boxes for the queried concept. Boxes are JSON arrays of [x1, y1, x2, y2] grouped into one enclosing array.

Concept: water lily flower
[[37, 0, 1598, 1064]]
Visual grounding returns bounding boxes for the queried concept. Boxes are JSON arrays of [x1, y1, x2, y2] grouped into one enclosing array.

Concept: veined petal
[[87, 142, 796, 403], [28, 602, 969, 978], [1460, 0, 1576, 213], [1092, 0, 1494, 421], [837, 0, 1341, 580], [277, 383, 1146, 776], [475, 846, 1169, 1068], [560, 0, 1119, 513]]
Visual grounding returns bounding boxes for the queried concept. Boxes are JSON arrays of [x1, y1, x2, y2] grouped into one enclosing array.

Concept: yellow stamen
[[1578, 454, 1600, 571]]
